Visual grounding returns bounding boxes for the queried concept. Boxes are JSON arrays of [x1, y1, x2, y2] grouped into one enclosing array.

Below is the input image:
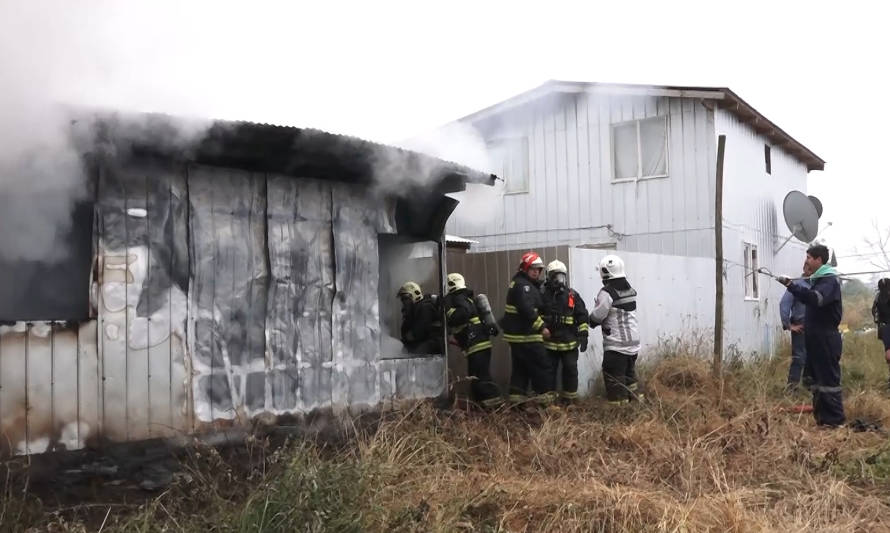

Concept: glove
[[603, 327, 611, 336], [489, 325, 500, 337], [776, 275, 791, 287], [579, 337, 588, 352]]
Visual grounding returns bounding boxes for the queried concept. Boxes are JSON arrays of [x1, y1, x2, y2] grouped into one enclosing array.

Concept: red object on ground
[[787, 404, 814, 414]]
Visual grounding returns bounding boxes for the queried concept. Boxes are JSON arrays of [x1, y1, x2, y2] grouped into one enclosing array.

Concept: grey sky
[[1, 0, 886, 273]]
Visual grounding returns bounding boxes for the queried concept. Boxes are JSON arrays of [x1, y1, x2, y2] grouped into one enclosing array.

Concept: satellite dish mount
[[775, 191, 821, 254]]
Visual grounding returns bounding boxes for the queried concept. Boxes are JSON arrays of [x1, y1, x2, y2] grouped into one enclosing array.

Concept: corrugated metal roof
[[458, 80, 825, 172], [81, 111, 498, 192], [445, 234, 479, 245]]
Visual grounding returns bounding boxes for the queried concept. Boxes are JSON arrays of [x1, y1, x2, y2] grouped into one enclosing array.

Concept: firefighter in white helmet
[[397, 281, 442, 354], [444, 273, 502, 408], [589, 255, 642, 404], [502, 251, 555, 405], [541, 259, 589, 403]]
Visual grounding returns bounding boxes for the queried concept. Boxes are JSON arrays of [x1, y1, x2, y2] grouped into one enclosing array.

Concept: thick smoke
[[0, 4, 87, 262], [0, 1, 217, 264], [396, 122, 505, 230]]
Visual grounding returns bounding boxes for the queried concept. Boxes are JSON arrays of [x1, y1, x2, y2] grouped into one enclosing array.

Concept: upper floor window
[[611, 116, 668, 182], [490, 137, 529, 194], [764, 144, 772, 175]]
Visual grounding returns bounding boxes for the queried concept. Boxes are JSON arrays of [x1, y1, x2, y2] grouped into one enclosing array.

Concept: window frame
[[610, 115, 670, 184], [743, 242, 760, 301], [489, 136, 530, 195]]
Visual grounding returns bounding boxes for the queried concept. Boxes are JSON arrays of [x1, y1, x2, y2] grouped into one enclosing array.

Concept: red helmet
[[519, 251, 545, 272]]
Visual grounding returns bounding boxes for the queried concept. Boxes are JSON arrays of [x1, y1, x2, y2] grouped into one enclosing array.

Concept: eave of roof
[[78, 111, 498, 193], [459, 80, 825, 172]]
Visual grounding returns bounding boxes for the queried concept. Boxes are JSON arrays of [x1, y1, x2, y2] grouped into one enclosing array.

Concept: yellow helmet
[[397, 281, 423, 302], [446, 273, 466, 294]]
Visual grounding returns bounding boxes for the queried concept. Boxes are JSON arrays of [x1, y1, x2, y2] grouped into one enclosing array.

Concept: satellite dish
[[808, 195, 823, 218], [775, 190, 820, 253]]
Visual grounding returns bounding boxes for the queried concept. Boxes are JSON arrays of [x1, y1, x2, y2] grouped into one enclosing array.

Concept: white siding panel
[[565, 100, 581, 232], [576, 97, 592, 229], [715, 108, 810, 357], [569, 248, 716, 396], [447, 92, 716, 257]]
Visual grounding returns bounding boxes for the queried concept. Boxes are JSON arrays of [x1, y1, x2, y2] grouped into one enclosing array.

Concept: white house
[[444, 81, 825, 367]]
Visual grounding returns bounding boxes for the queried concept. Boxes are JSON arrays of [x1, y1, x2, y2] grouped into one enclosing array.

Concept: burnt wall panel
[[95, 161, 192, 441], [266, 176, 334, 413], [77, 321, 100, 449], [331, 184, 382, 411], [121, 171, 151, 442], [26, 325, 53, 454], [0, 327, 27, 455], [189, 166, 268, 422], [379, 356, 446, 404], [49, 324, 80, 451], [142, 165, 190, 437], [97, 166, 133, 442]]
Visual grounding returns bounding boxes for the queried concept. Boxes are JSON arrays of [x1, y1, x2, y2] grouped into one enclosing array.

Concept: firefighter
[[589, 255, 642, 404], [444, 273, 502, 408], [398, 281, 442, 354], [872, 278, 890, 387], [778, 244, 845, 428], [502, 251, 555, 405], [542, 260, 589, 403]]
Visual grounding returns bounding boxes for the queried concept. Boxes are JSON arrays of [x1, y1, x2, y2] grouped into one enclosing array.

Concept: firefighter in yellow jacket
[[502, 251, 555, 405], [444, 273, 502, 408], [541, 260, 589, 403]]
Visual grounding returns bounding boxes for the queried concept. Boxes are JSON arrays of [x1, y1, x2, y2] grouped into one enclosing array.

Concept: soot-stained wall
[[0, 160, 447, 456]]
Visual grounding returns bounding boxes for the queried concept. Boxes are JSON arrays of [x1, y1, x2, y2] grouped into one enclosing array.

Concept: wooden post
[[713, 135, 726, 377]]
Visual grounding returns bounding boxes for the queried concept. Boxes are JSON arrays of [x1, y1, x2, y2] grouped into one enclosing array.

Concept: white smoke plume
[[396, 122, 505, 230], [0, 1, 218, 263]]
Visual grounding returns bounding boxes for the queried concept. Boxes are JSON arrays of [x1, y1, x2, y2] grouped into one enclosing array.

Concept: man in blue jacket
[[777, 244, 845, 428], [779, 263, 813, 391]]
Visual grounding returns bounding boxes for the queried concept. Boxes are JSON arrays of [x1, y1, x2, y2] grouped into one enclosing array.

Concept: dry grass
[[5, 335, 890, 532]]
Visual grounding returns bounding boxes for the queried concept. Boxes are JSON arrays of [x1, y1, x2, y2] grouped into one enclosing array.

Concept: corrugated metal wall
[[0, 161, 448, 457], [445, 246, 568, 394], [447, 93, 717, 257], [716, 109, 811, 356], [444, 246, 718, 398]]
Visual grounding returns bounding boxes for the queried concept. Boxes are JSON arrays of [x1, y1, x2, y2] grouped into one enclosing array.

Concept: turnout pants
[[467, 349, 502, 408], [547, 348, 579, 400], [804, 330, 845, 426], [602, 350, 640, 403], [508, 342, 555, 404]]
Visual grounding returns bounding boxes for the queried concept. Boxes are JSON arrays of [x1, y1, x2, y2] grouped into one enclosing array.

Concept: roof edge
[[457, 80, 824, 172]]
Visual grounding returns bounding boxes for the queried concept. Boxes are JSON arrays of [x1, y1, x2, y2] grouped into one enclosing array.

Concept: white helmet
[[599, 255, 625, 280], [446, 273, 466, 294], [546, 260, 567, 276]]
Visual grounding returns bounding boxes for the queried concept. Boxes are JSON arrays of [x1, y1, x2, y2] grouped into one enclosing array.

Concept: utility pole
[[713, 135, 726, 377]]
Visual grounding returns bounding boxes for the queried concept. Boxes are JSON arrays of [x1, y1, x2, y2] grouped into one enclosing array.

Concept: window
[[764, 144, 772, 174], [490, 137, 529, 193], [744, 242, 759, 299], [377, 236, 444, 358], [611, 116, 668, 181], [0, 198, 94, 321]]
